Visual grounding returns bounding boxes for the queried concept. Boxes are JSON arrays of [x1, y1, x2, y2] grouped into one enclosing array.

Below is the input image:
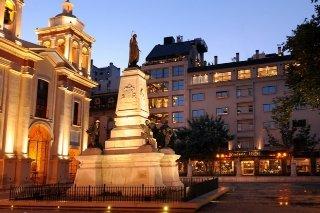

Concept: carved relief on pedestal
[[119, 83, 137, 108]]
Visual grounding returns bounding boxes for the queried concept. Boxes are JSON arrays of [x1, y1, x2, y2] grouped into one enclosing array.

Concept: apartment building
[[143, 38, 320, 152], [142, 36, 208, 129]]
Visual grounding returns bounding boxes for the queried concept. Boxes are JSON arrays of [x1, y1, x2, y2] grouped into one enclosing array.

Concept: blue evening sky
[[22, 0, 315, 70]]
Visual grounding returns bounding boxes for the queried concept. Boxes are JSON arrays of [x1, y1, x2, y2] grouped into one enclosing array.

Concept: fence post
[[88, 185, 91, 201], [103, 184, 106, 200], [142, 184, 144, 201]]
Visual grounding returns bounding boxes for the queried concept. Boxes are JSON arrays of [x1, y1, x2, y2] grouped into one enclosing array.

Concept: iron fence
[[9, 178, 218, 202]]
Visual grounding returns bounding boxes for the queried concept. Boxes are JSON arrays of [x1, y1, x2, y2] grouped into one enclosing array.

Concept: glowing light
[[277, 153, 281, 158], [283, 153, 287, 157], [57, 206, 60, 209], [221, 154, 225, 158], [163, 206, 169, 211], [216, 154, 220, 158], [11, 205, 13, 208], [107, 206, 111, 210]]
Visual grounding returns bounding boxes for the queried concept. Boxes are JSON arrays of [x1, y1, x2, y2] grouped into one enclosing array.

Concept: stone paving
[[199, 182, 320, 213]]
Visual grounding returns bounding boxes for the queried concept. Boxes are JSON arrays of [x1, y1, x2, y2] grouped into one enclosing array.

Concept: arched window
[[81, 47, 89, 70], [57, 39, 65, 55], [4, 0, 15, 25], [71, 41, 79, 65]]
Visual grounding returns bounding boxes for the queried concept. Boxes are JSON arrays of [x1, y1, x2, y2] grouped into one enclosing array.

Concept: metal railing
[[9, 178, 218, 202]]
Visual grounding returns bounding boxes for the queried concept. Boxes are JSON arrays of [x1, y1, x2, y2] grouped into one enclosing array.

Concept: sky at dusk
[[22, 0, 315, 70]]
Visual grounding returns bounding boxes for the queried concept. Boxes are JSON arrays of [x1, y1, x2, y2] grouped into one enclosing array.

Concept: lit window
[[238, 69, 251, 79], [192, 109, 205, 118], [214, 72, 231, 82], [216, 107, 229, 115], [262, 86, 277, 95], [258, 66, 278, 77], [173, 112, 184, 123], [150, 68, 169, 79], [172, 80, 184, 91], [263, 103, 276, 112], [172, 95, 184, 106], [148, 82, 169, 94], [149, 97, 169, 109], [216, 91, 228, 99], [192, 93, 205, 101], [172, 66, 184, 76], [192, 74, 208, 84]]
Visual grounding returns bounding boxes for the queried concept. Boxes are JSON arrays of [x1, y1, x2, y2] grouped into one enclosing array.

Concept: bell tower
[[0, 0, 24, 38], [36, 0, 94, 77]]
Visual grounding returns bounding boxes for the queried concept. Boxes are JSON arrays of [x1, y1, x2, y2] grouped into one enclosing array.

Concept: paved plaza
[[199, 182, 320, 213], [0, 182, 319, 212]]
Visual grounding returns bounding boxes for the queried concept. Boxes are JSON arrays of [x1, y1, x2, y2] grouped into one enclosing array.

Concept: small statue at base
[[128, 33, 140, 68], [86, 120, 104, 150], [140, 120, 157, 151]]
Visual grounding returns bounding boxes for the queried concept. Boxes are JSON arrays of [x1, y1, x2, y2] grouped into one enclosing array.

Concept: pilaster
[[81, 97, 90, 151], [0, 0, 5, 31], [14, 0, 24, 38], [15, 71, 33, 156], [78, 41, 83, 70], [64, 34, 71, 60]]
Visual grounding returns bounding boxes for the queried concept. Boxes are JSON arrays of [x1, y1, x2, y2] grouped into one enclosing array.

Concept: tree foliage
[[173, 115, 233, 161], [283, 1, 320, 109]]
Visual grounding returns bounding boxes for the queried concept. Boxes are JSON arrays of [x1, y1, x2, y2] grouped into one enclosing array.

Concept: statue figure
[[86, 120, 103, 150], [128, 33, 140, 68], [140, 120, 157, 150], [164, 128, 173, 148]]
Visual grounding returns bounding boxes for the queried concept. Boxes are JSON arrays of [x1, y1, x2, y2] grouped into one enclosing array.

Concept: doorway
[[28, 124, 51, 184]]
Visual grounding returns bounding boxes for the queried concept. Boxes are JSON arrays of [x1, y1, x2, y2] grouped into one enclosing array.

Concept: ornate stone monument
[[74, 34, 183, 187]]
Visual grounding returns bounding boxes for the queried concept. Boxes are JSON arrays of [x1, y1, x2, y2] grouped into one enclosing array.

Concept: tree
[[266, 97, 319, 153], [283, 1, 320, 109], [173, 115, 233, 161]]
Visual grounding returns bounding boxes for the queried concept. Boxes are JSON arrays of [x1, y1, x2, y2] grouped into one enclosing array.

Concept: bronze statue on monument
[[128, 33, 140, 68]]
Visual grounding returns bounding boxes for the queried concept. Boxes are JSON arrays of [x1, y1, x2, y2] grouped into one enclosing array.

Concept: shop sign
[[230, 150, 260, 157]]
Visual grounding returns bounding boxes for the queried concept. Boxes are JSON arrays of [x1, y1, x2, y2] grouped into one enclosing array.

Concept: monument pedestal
[[73, 67, 183, 188]]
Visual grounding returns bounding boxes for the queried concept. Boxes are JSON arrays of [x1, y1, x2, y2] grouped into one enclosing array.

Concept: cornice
[[0, 38, 43, 61], [55, 66, 98, 89], [36, 25, 95, 44]]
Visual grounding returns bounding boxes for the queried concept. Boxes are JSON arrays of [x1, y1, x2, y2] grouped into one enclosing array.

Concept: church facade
[[0, 0, 97, 188]]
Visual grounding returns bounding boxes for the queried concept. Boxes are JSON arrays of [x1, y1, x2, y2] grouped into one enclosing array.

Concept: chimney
[[164, 36, 175, 45], [214, 56, 218, 65], [236, 53, 240, 62], [177, 35, 183, 43], [278, 46, 282, 56], [255, 50, 259, 59]]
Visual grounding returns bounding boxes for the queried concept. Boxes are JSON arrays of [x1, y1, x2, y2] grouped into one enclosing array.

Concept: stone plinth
[[73, 151, 183, 187], [160, 149, 184, 187], [74, 67, 183, 188]]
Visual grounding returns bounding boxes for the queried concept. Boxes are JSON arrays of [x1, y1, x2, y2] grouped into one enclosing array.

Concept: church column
[[78, 41, 84, 71], [64, 34, 72, 60], [14, 0, 24, 38], [81, 97, 90, 151], [14, 71, 34, 186], [54, 86, 72, 157], [50, 37, 56, 48], [49, 86, 72, 184], [87, 47, 92, 76], [15, 71, 33, 156], [0, 0, 5, 31]]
